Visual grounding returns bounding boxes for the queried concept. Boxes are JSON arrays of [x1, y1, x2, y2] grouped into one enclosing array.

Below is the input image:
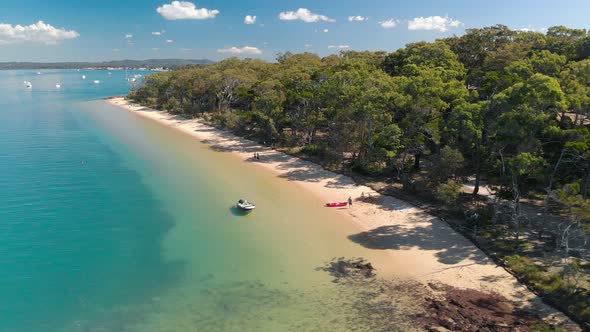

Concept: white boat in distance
[[82, 75, 86, 79], [237, 199, 256, 211], [24, 81, 32, 88], [93, 80, 100, 84]]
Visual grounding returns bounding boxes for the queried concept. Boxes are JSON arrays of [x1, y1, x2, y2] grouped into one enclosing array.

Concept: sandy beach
[[106, 96, 578, 328]]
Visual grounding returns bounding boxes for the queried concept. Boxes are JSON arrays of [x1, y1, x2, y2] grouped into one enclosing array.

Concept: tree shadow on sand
[[349, 222, 489, 265]]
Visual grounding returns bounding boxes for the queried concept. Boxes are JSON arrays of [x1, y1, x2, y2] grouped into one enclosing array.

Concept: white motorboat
[[55, 83, 61, 88], [82, 75, 86, 79], [237, 199, 256, 211], [24, 81, 32, 88], [93, 80, 100, 84]]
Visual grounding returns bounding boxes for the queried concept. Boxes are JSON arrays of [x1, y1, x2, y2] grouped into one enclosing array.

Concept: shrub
[[301, 144, 322, 157], [431, 146, 464, 182], [434, 179, 463, 205]]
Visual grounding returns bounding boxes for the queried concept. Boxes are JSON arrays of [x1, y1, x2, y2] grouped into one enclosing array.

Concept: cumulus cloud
[[244, 15, 256, 25], [0, 20, 79, 45], [379, 19, 398, 29], [407, 16, 462, 32], [157, 1, 219, 20], [328, 45, 350, 49], [279, 8, 335, 23], [348, 16, 367, 22], [515, 27, 547, 33], [166, 39, 174, 43], [217, 46, 262, 55], [125, 34, 133, 38]]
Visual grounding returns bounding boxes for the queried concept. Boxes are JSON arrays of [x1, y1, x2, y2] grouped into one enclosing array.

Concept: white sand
[[106, 97, 578, 329]]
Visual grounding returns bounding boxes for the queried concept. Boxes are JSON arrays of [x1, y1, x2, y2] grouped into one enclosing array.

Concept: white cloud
[[407, 16, 462, 32], [125, 34, 133, 38], [348, 16, 367, 22], [515, 27, 547, 33], [0, 20, 79, 45], [217, 46, 262, 55], [328, 45, 350, 49], [305, 43, 312, 48], [244, 15, 256, 25], [166, 39, 174, 43], [157, 1, 219, 20], [379, 19, 398, 29], [279, 8, 335, 23]]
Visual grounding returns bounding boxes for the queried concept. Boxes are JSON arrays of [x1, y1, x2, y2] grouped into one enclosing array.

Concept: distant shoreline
[[0, 58, 214, 70], [106, 96, 579, 329]]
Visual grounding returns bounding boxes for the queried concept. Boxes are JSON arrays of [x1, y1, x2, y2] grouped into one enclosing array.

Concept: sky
[[0, 0, 589, 62]]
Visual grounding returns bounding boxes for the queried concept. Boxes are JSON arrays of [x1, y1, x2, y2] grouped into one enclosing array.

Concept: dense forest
[[129, 25, 590, 327]]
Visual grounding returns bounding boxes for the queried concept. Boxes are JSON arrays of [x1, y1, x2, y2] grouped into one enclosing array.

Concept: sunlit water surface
[[0, 70, 408, 331]]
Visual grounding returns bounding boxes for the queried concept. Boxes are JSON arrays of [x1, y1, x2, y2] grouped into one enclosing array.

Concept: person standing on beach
[[348, 196, 352, 207]]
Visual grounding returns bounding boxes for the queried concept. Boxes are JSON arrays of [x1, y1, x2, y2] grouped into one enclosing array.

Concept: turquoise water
[[0, 70, 408, 331], [0, 70, 176, 331]]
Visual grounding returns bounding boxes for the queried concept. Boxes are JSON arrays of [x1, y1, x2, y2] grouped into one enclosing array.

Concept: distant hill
[[0, 59, 215, 70]]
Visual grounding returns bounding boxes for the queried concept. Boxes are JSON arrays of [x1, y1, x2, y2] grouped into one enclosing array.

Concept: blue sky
[[1, 0, 589, 62]]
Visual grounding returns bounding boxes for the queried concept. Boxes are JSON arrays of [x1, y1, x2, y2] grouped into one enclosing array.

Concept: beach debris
[[319, 257, 375, 282]]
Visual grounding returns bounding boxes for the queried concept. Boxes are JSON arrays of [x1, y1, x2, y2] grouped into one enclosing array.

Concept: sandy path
[[105, 97, 578, 328]]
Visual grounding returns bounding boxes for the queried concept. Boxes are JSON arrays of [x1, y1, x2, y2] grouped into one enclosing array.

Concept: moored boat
[[237, 199, 256, 210]]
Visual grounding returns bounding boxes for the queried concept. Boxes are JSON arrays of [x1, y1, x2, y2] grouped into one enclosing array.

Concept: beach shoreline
[[105, 96, 579, 329]]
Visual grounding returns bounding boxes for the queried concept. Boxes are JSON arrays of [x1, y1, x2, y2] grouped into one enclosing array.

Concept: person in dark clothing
[[348, 196, 353, 207]]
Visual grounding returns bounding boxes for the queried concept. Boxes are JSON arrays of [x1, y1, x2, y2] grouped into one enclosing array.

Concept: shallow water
[[0, 70, 407, 331]]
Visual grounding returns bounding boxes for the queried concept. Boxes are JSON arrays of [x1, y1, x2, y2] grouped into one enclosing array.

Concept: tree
[[431, 146, 465, 183]]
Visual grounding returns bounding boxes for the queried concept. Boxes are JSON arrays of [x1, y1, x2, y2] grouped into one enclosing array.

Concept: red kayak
[[325, 202, 348, 207]]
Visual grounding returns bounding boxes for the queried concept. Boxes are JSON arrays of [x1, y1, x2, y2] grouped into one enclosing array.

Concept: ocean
[[0, 70, 406, 331]]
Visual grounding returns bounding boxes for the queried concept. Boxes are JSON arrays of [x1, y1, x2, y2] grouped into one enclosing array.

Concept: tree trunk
[[413, 153, 421, 170], [473, 146, 481, 196], [582, 166, 590, 199]]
